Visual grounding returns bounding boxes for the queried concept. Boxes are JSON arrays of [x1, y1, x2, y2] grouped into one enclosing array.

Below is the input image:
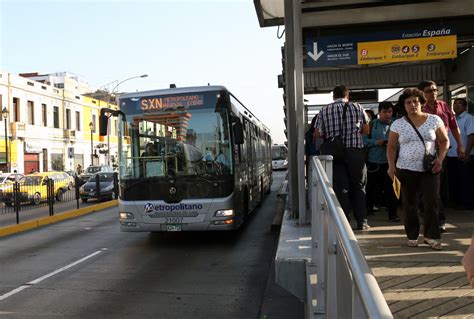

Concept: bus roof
[[119, 85, 228, 99]]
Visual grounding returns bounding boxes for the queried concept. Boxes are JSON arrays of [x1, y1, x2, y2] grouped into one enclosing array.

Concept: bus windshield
[[119, 107, 232, 180], [272, 146, 288, 160]]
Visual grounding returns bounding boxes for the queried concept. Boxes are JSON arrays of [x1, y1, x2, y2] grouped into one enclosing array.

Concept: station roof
[[254, 0, 474, 92], [254, 0, 474, 29]]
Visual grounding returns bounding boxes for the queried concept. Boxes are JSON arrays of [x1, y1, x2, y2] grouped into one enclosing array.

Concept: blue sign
[[305, 26, 454, 68]]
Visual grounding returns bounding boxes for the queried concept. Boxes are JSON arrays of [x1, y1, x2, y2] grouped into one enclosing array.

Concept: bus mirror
[[99, 114, 108, 136], [233, 121, 244, 144]]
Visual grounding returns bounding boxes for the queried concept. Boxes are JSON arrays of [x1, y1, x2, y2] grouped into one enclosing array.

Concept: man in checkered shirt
[[314, 85, 371, 230]]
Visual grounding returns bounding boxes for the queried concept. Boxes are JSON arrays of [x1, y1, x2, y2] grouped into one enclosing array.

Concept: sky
[[0, 0, 397, 145]]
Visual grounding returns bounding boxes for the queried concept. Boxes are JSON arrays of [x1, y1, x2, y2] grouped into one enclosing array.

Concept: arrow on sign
[[308, 42, 324, 62]]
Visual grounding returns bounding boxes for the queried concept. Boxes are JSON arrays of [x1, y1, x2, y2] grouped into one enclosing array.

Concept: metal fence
[[0, 172, 118, 226], [307, 156, 392, 319]]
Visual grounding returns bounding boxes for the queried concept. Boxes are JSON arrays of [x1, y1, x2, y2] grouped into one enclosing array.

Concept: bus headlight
[[214, 209, 234, 217], [120, 212, 134, 220]]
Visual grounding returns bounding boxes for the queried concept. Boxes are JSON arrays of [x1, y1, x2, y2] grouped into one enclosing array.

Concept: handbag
[[320, 103, 348, 162], [405, 116, 438, 173]]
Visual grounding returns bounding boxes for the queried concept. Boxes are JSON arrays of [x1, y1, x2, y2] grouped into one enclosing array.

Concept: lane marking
[[0, 249, 105, 301]]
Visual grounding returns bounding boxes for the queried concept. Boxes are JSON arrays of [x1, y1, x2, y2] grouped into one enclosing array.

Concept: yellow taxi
[[2, 172, 70, 206]]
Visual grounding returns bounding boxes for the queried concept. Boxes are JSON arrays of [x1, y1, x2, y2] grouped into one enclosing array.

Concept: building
[[0, 72, 120, 174]]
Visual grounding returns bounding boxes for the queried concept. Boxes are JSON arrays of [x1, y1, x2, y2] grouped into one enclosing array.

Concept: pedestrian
[[446, 98, 474, 209], [76, 164, 83, 175], [363, 102, 399, 221], [418, 80, 464, 232], [387, 88, 449, 250], [314, 85, 370, 230]]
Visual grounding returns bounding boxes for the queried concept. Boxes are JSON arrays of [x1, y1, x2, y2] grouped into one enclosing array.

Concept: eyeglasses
[[424, 88, 438, 93]]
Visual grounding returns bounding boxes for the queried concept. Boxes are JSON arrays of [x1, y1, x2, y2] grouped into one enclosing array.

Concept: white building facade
[[0, 72, 119, 174]]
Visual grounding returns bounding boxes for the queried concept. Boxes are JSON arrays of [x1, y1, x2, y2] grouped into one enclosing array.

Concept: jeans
[[397, 169, 441, 240], [333, 148, 367, 227]]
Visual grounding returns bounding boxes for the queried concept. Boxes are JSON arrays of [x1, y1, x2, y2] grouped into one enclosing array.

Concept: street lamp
[[2, 107, 9, 172], [106, 74, 148, 165], [89, 121, 94, 166]]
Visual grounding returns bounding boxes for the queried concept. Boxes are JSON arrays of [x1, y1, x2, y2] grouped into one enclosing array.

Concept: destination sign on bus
[[140, 94, 204, 111], [305, 27, 457, 68]]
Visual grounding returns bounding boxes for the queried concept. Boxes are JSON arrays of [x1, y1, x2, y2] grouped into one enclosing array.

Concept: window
[[28, 101, 34, 125], [66, 109, 71, 130], [53, 106, 60, 128], [76, 111, 80, 131], [42, 104, 47, 126], [13, 97, 19, 122], [92, 114, 96, 132]]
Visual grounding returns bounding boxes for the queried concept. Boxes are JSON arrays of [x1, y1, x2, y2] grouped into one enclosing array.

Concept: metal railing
[[307, 156, 392, 319], [0, 173, 118, 227]]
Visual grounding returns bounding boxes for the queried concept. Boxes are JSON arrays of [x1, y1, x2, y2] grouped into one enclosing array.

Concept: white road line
[[0, 249, 105, 301]]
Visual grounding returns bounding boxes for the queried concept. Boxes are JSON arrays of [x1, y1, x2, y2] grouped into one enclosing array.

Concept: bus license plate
[[166, 224, 182, 232]]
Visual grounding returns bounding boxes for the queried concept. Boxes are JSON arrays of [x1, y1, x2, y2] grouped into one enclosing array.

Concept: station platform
[[358, 207, 474, 318]]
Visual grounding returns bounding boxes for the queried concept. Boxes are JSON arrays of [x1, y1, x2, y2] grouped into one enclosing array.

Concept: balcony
[[11, 122, 26, 139], [63, 129, 76, 140]]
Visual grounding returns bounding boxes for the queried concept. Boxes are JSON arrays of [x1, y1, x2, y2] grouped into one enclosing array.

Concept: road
[[0, 171, 302, 318]]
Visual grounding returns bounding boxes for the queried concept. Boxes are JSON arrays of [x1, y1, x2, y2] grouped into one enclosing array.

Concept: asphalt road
[[0, 170, 302, 319]]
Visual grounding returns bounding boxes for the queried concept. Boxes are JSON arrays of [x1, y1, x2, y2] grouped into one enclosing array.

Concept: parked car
[[0, 173, 24, 188], [78, 165, 113, 186], [79, 172, 116, 202], [1, 172, 69, 206]]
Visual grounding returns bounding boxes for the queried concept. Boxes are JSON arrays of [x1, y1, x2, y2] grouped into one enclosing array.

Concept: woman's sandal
[[424, 238, 442, 250], [407, 240, 418, 247]]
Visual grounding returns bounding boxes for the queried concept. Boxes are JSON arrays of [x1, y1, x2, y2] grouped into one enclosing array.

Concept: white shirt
[[447, 111, 474, 157], [390, 115, 443, 172]]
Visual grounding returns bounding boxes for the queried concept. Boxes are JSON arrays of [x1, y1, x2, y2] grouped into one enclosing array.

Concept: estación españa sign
[[305, 27, 457, 68]]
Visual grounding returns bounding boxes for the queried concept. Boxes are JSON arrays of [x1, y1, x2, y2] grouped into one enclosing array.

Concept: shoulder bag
[[405, 116, 437, 173], [320, 103, 348, 162]]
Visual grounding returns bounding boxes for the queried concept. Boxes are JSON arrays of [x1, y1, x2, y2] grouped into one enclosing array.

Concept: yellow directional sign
[[357, 35, 457, 64]]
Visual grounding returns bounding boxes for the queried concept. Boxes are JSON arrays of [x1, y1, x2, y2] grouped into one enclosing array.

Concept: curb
[[0, 200, 118, 238]]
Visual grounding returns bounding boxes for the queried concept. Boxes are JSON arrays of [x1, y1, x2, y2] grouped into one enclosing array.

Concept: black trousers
[[333, 148, 367, 226], [397, 169, 441, 240], [366, 162, 399, 219], [446, 155, 474, 209]]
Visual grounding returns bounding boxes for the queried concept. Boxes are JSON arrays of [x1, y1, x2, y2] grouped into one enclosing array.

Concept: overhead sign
[[305, 27, 456, 68]]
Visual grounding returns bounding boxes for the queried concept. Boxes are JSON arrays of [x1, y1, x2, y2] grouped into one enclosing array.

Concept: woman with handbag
[[386, 88, 449, 250]]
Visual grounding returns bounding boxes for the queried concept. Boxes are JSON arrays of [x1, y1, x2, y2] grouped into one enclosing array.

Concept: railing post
[[95, 174, 101, 202], [113, 172, 119, 199], [14, 181, 20, 224], [313, 157, 326, 315], [75, 176, 80, 209], [47, 179, 54, 216]]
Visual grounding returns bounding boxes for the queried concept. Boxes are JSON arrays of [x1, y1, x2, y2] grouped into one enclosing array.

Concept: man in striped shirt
[[314, 85, 370, 230]]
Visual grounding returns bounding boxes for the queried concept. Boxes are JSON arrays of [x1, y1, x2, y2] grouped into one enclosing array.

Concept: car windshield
[[87, 173, 114, 182], [0, 175, 8, 184], [20, 176, 43, 185], [86, 167, 101, 174]]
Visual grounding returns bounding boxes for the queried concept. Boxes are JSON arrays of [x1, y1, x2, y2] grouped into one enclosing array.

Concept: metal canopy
[[254, 0, 474, 28]]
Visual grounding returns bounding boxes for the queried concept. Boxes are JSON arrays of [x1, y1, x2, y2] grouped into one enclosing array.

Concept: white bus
[[100, 85, 272, 232]]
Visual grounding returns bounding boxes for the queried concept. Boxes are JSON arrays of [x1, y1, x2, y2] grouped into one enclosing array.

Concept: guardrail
[[0, 173, 118, 226], [307, 156, 392, 318]]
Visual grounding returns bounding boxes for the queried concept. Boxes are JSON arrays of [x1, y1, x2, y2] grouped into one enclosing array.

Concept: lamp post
[[2, 107, 9, 172], [89, 121, 94, 166], [106, 74, 148, 165]]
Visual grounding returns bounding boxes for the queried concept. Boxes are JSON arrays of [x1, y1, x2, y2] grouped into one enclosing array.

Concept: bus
[[99, 86, 272, 232], [271, 144, 288, 170]]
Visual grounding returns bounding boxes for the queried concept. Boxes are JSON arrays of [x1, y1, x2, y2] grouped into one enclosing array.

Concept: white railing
[[307, 156, 392, 319]]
